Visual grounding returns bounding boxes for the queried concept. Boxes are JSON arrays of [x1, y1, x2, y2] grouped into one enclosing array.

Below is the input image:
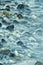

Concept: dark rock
[[0, 23, 2, 27], [35, 61, 43, 65], [0, 63, 3, 65], [17, 13, 23, 19], [1, 39, 6, 43], [9, 52, 15, 57], [17, 4, 24, 9], [17, 41, 23, 46], [2, 17, 10, 24], [5, 5, 10, 11], [6, 25, 14, 31]]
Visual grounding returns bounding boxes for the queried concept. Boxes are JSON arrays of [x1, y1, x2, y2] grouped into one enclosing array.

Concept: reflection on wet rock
[[3, 11, 13, 18], [2, 17, 10, 24], [1, 38, 6, 43], [0, 12, 3, 18], [9, 52, 15, 57], [0, 62, 3, 65]]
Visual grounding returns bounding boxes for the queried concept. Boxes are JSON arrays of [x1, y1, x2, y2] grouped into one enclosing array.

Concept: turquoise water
[[0, 0, 43, 65]]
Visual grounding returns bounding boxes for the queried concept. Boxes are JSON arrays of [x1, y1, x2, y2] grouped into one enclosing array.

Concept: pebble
[[9, 52, 15, 57], [1, 38, 6, 43], [17, 13, 23, 19], [5, 5, 10, 11], [12, 32, 21, 37], [0, 12, 3, 17], [3, 11, 13, 18], [0, 63, 3, 65], [2, 17, 10, 24], [17, 41, 23, 46], [35, 61, 43, 65], [17, 4, 24, 9], [6, 25, 14, 31], [0, 48, 10, 55]]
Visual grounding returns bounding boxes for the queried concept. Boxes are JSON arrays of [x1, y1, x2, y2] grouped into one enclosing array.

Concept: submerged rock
[[2, 17, 10, 24], [9, 52, 15, 57], [17, 4, 24, 9], [0, 63, 3, 65], [5, 5, 10, 11], [35, 61, 43, 65], [0, 12, 3, 17], [17, 13, 23, 19], [3, 11, 13, 18], [1, 38, 6, 43], [0, 48, 10, 55], [6, 25, 14, 31], [17, 41, 23, 46], [0, 23, 2, 27]]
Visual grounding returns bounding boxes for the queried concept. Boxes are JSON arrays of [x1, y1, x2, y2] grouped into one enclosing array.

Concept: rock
[[5, 5, 10, 11], [11, 4, 16, 7], [35, 61, 43, 65], [0, 12, 3, 17], [9, 52, 15, 57], [17, 13, 23, 19], [17, 41, 23, 46], [0, 23, 2, 27], [6, 25, 14, 31], [17, 4, 24, 9], [3, 11, 13, 18], [2, 17, 10, 24], [1, 39, 6, 43], [0, 48, 10, 55], [0, 63, 3, 65]]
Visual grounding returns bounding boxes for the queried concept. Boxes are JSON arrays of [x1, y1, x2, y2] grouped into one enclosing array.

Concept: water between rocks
[[0, 0, 43, 65]]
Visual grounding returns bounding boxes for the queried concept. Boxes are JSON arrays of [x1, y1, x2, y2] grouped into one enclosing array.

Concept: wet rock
[[9, 52, 15, 57], [0, 63, 3, 65], [0, 23, 2, 27], [17, 4, 24, 9], [12, 32, 21, 38], [17, 41, 23, 46], [2, 17, 10, 24], [0, 48, 10, 55], [3, 11, 13, 18], [17, 13, 23, 19], [1, 39, 6, 43], [5, 5, 10, 11], [6, 25, 14, 31], [35, 61, 43, 65]]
